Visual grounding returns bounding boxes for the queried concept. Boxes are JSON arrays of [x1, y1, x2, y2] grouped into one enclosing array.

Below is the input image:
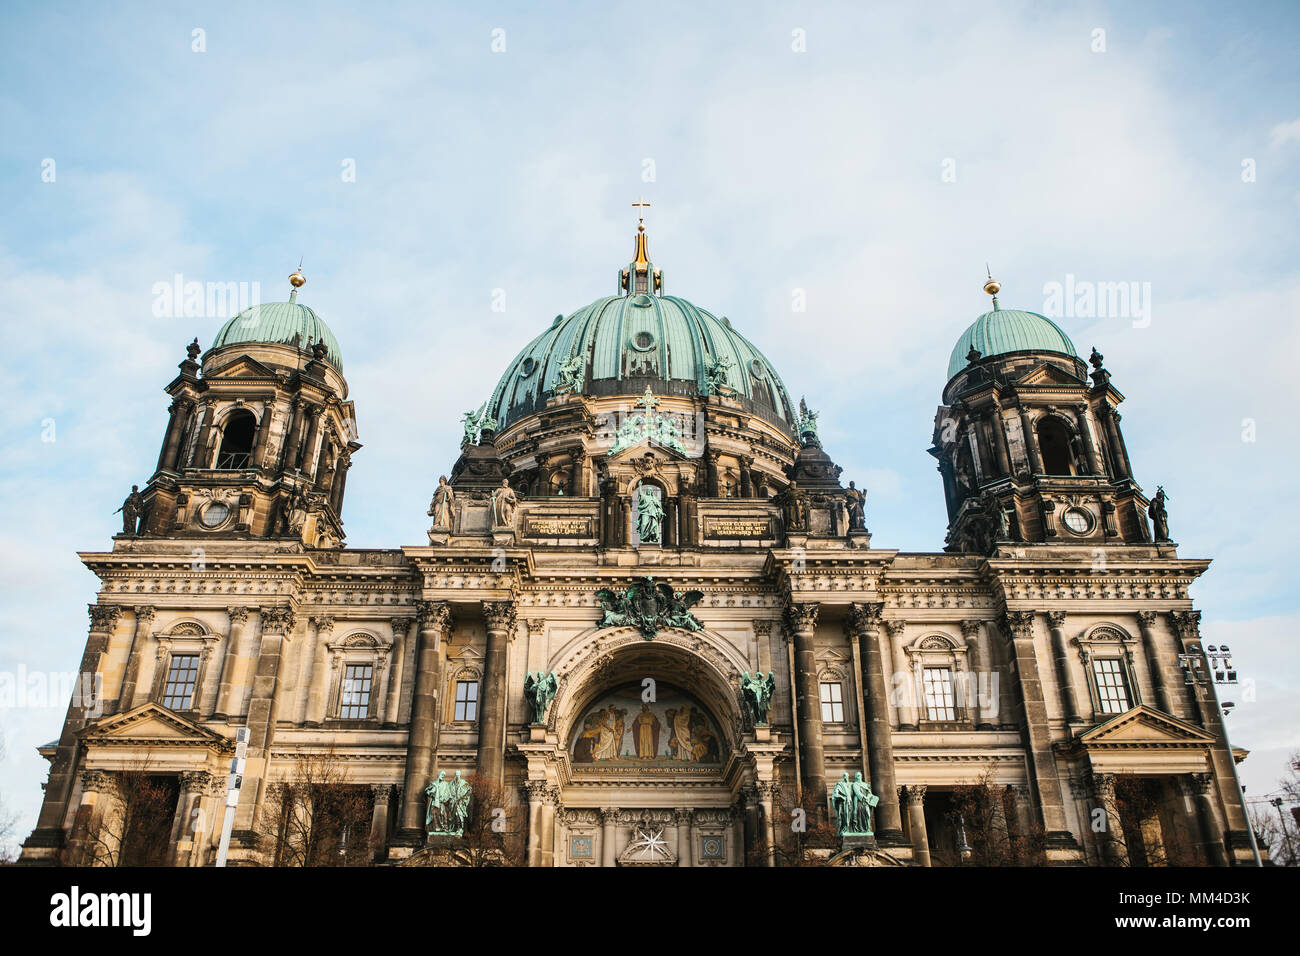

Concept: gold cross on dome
[[632, 197, 651, 223]]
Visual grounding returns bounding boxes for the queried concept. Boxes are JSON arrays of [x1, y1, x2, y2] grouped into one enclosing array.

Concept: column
[[1075, 403, 1105, 475], [1091, 772, 1128, 866], [115, 605, 156, 713], [330, 449, 352, 515], [235, 606, 294, 832], [278, 398, 303, 472], [250, 400, 275, 470], [526, 781, 546, 867], [1100, 405, 1132, 479], [384, 617, 412, 726], [1169, 611, 1251, 852], [1002, 611, 1077, 851], [67, 769, 113, 866], [298, 404, 322, 476], [784, 601, 827, 815], [369, 784, 393, 862], [1182, 773, 1228, 867], [676, 809, 694, 867], [477, 601, 516, 789], [1135, 611, 1172, 714], [398, 600, 452, 835], [731, 805, 745, 867], [305, 617, 335, 725], [706, 449, 720, 497], [193, 401, 217, 469], [170, 771, 211, 866], [739, 456, 753, 498], [848, 602, 904, 843], [988, 408, 1012, 476], [1046, 611, 1082, 723], [600, 807, 617, 866], [904, 785, 931, 867], [30, 605, 121, 843], [540, 786, 559, 867], [156, 399, 188, 473], [757, 781, 777, 867], [212, 606, 249, 719], [1018, 407, 1044, 474]]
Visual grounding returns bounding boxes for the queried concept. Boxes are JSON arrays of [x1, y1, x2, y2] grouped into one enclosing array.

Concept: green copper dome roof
[[947, 305, 1076, 380], [487, 293, 796, 432], [212, 300, 344, 371]]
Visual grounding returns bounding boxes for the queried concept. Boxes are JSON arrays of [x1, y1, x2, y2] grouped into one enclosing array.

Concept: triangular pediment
[[1016, 361, 1086, 387], [603, 440, 689, 465], [205, 353, 280, 380], [81, 702, 233, 750], [1078, 705, 1215, 747]]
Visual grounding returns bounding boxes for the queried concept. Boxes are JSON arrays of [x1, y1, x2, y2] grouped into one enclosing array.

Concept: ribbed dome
[[487, 293, 795, 432], [947, 306, 1076, 380], [212, 301, 344, 371]]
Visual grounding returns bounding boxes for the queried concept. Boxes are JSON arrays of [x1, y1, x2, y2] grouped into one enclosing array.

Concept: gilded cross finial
[[637, 386, 659, 413]]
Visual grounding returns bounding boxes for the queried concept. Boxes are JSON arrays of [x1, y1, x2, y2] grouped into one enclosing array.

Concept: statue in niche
[[1149, 486, 1170, 541], [775, 480, 808, 533], [491, 478, 519, 527], [114, 485, 146, 535], [428, 476, 455, 531], [523, 670, 558, 724], [636, 485, 663, 544], [740, 671, 776, 726], [844, 481, 867, 531]]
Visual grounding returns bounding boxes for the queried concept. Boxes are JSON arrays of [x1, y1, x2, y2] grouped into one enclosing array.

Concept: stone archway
[[538, 628, 756, 866]]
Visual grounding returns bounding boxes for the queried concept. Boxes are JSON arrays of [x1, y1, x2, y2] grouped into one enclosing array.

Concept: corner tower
[[929, 275, 1158, 554], [138, 269, 361, 547]]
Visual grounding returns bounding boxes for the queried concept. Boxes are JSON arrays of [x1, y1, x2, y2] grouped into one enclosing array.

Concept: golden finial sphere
[[289, 271, 306, 288], [983, 277, 1001, 296]]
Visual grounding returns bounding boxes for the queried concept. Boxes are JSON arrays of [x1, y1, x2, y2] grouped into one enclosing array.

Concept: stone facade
[[20, 250, 1252, 867]]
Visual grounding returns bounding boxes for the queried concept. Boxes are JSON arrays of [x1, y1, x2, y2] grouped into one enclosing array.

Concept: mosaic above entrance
[[571, 683, 723, 772]]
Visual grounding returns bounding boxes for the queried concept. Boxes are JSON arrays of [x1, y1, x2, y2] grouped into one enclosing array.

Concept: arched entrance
[[523, 628, 772, 866]]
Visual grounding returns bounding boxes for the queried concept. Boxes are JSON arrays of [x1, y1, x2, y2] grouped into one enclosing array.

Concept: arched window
[[215, 410, 257, 469], [1036, 417, 1076, 476]]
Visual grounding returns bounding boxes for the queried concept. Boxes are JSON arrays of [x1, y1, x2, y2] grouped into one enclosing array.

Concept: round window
[[520, 357, 538, 376], [1062, 508, 1091, 535], [199, 500, 231, 529], [631, 330, 655, 351], [749, 359, 765, 378]]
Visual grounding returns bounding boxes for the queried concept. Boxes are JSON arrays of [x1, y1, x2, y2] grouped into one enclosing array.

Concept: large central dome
[[486, 233, 796, 433]]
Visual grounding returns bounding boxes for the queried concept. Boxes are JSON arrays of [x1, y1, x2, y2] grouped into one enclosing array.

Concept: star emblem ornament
[[630, 827, 669, 860]]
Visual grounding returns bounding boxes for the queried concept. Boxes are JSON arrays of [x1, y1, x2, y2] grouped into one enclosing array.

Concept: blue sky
[[1, 0, 1298, 854]]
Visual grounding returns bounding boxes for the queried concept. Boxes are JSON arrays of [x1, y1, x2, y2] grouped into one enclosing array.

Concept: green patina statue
[[703, 356, 737, 397], [595, 576, 705, 641], [635, 485, 664, 544], [740, 671, 777, 726], [425, 769, 473, 837], [553, 354, 585, 396], [832, 771, 880, 837], [797, 396, 820, 442], [523, 670, 559, 724]]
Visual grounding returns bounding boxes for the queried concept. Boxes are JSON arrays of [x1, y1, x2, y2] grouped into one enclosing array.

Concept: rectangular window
[[819, 682, 844, 722], [161, 653, 200, 710], [454, 680, 479, 722], [1093, 658, 1131, 714], [923, 667, 957, 721], [339, 663, 373, 719]]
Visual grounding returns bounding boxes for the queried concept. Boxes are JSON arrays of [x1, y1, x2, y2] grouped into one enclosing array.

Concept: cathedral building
[[20, 219, 1252, 867]]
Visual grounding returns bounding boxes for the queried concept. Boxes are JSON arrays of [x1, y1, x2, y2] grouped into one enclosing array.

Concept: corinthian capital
[[1001, 610, 1035, 640], [482, 601, 517, 633], [87, 604, 122, 632], [260, 606, 297, 634], [417, 600, 453, 632], [135, 606, 157, 626], [1169, 610, 1201, 642], [847, 601, 884, 634], [227, 606, 251, 626], [783, 601, 820, 632]]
